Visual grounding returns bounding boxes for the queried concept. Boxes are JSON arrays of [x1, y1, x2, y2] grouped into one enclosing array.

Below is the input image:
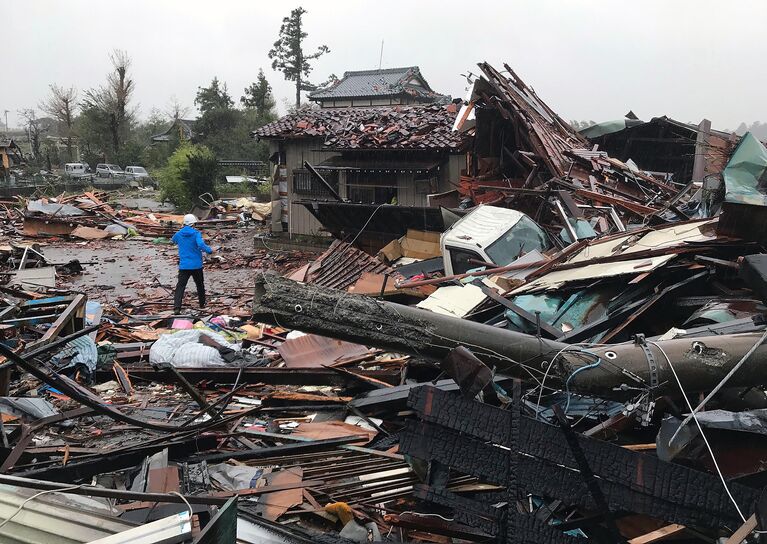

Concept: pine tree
[[268, 7, 329, 109]]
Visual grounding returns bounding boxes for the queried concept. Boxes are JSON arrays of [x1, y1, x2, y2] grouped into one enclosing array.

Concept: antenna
[[378, 40, 384, 70]]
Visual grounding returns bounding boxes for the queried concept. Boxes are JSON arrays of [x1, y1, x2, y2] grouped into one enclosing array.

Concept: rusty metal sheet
[[277, 333, 369, 368], [23, 217, 76, 236], [255, 467, 303, 521]]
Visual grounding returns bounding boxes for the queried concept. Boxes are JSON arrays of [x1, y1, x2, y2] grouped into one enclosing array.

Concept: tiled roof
[[253, 104, 469, 151], [309, 66, 445, 102]]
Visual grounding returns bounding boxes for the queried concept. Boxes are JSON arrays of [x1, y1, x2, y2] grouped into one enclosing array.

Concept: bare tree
[[82, 49, 135, 152], [17, 109, 46, 160], [165, 95, 190, 121], [39, 84, 78, 161]]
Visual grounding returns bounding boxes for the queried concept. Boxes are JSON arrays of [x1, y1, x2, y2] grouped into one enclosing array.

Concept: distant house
[[308, 66, 448, 108], [0, 139, 24, 176], [151, 118, 197, 144]]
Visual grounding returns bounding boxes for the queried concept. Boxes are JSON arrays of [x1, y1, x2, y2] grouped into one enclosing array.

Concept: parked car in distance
[[63, 163, 91, 178], [125, 166, 150, 180], [95, 164, 124, 178]]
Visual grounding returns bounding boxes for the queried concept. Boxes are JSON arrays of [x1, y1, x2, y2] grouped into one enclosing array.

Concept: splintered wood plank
[[628, 524, 686, 543], [725, 515, 757, 544]]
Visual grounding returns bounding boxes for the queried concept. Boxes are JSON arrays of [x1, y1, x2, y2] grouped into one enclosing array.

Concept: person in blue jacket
[[172, 214, 213, 314]]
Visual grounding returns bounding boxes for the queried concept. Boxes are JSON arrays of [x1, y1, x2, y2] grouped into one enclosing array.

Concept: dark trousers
[[174, 268, 205, 312]]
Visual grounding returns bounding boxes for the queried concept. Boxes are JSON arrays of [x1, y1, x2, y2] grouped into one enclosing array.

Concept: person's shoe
[[173, 308, 181, 315]]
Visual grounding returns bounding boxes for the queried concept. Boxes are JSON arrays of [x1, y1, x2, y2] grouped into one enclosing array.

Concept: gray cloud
[[3, 0, 764, 131]]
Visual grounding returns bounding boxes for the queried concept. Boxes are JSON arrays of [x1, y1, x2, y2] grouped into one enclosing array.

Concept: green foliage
[[195, 78, 234, 115], [193, 77, 275, 161], [268, 6, 330, 107], [159, 143, 218, 210], [241, 69, 277, 117], [113, 141, 145, 167], [75, 105, 113, 161], [187, 147, 218, 202]]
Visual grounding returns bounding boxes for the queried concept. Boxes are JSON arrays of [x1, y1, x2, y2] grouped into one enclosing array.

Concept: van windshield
[[485, 216, 550, 266], [133, 167, 147, 173]]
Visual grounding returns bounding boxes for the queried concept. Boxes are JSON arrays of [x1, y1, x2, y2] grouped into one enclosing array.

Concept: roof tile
[[253, 104, 469, 151]]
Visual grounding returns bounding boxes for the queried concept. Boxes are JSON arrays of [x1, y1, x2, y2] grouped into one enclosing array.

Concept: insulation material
[[149, 329, 240, 367]]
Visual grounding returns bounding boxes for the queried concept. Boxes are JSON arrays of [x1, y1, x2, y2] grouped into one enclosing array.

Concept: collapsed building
[[246, 60, 767, 543], [0, 59, 766, 544]]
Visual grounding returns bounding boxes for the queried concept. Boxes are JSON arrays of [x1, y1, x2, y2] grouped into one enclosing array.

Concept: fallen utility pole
[[253, 274, 767, 397], [253, 273, 566, 379]]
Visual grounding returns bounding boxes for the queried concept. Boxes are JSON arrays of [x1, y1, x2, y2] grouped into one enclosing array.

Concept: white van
[[441, 205, 552, 275], [64, 163, 90, 178]]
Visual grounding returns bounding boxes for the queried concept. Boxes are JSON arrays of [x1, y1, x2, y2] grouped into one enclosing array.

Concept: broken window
[[485, 215, 550, 265], [293, 168, 339, 199], [447, 246, 484, 275], [346, 171, 397, 204]]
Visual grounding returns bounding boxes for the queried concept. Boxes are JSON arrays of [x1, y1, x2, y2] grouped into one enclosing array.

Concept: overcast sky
[[3, 0, 765, 131]]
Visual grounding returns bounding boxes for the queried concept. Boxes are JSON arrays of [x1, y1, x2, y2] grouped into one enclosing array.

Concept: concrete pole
[[253, 274, 767, 399]]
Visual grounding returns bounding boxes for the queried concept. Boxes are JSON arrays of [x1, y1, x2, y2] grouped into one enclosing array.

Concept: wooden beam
[[725, 514, 756, 544], [628, 524, 686, 544]]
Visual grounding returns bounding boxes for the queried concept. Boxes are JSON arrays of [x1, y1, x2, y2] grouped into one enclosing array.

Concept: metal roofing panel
[[0, 484, 136, 544], [305, 240, 395, 291]]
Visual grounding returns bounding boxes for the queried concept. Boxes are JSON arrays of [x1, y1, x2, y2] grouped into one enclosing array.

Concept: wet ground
[[43, 225, 294, 314]]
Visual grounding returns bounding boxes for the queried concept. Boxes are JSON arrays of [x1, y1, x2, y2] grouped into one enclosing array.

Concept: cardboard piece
[[71, 226, 111, 240], [378, 230, 442, 263]]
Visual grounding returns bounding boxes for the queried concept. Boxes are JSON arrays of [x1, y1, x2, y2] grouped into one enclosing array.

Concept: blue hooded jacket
[[172, 225, 212, 270]]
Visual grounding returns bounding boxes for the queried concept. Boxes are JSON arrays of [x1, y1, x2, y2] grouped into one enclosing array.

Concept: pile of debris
[[3, 60, 767, 544]]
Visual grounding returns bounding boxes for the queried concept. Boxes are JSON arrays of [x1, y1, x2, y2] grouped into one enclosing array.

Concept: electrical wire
[[668, 328, 767, 448], [0, 484, 84, 530], [564, 354, 602, 414], [399, 511, 455, 522], [531, 346, 604, 419], [344, 203, 386, 249], [170, 491, 193, 518], [648, 340, 747, 523]]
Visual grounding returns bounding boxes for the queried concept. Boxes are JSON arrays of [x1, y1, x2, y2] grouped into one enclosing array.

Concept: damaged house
[[0, 139, 24, 181], [580, 115, 736, 185], [150, 118, 197, 144], [253, 67, 469, 245]]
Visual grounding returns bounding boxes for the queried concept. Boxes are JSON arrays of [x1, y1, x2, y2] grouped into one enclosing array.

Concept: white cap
[[183, 214, 198, 226]]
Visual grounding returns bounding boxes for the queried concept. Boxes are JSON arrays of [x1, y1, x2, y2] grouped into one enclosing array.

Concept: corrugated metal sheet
[[0, 484, 136, 544]]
